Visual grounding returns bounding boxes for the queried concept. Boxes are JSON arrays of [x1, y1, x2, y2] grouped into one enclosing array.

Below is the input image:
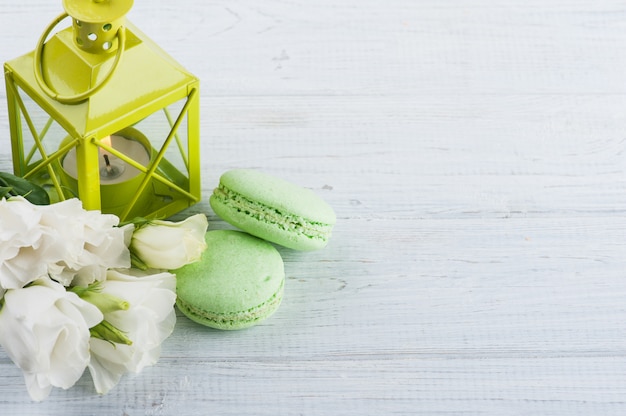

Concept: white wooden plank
[[1, 0, 626, 414]]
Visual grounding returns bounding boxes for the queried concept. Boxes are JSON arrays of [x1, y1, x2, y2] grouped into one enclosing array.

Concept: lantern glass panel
[[134, 97, 190, 181]]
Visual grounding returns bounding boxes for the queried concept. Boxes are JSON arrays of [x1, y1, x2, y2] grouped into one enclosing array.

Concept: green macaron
[[209, 169, 336, 251], [174, 230, 285, 330]]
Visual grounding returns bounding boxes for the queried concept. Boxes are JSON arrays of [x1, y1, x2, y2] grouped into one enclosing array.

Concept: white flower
[[87, 269, 176, 395], [130, 214, 208, 270], [0, 278, 103, 401], [39, 198, 131, 286], [0, 197, 60, 289], [0, 197, 131, 289]]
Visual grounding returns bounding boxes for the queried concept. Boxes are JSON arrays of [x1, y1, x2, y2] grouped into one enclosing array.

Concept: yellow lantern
[[4, 0, 201, 221]]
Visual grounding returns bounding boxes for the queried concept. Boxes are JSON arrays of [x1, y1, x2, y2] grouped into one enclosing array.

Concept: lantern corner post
[[4, 67, 25, 176], [187, 83, 201, 201], [75, 136, 102, 211]]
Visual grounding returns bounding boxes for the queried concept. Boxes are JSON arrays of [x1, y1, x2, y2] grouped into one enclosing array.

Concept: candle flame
[[101, 135, 112, 149]]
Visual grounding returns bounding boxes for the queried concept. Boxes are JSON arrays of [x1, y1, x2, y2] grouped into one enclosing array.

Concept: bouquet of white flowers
[[0, 181, 208, 401]]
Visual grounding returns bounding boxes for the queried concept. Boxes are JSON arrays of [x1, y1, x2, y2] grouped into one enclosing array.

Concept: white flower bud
[[129, 214, 208, 270]]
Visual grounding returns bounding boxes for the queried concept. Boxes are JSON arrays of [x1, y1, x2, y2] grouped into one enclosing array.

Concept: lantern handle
[[33, 12, 126, 105]]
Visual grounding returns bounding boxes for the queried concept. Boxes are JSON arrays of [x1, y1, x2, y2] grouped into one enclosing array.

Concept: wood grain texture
[[1, 0, 626, 414]]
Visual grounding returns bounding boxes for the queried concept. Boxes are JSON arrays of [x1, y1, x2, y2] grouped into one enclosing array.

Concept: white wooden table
[[2, 0, 626, 414]]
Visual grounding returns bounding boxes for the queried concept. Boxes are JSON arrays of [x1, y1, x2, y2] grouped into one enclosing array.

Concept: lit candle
[[62, 134, 151, 184], [99, 135, 125, 180]]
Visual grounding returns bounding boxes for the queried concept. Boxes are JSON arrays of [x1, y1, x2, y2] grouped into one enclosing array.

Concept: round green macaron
[[209, 169, 336, 251], [174, 230, 285, 330]]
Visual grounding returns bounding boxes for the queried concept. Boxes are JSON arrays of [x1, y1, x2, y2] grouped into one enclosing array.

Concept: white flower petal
[[87, 338, 130, 395], [24, 373, 53, 402]]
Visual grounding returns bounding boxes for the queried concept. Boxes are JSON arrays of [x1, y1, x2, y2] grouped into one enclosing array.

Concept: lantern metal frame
[[4, 1, 201, 221]]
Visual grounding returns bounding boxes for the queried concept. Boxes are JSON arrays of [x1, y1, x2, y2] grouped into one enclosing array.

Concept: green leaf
[[0, 187, 11, 199], [0, 172, 50, 205]]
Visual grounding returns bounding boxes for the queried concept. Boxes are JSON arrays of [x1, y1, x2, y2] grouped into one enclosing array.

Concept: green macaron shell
[[210, 169, 336, 251], [174, 230, 285, 330]]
